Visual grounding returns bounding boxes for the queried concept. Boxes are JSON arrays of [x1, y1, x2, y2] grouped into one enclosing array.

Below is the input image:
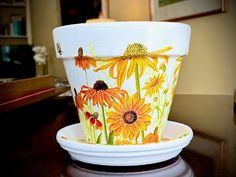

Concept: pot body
[[53, 22, 191, 145]]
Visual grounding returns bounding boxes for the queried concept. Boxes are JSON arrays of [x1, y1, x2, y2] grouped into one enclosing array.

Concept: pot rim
[[53, 21, 191, 59]]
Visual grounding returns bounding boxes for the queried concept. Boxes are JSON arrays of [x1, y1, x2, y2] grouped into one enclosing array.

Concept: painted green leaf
[[96, 133, 102, 144], [108, 131, 114, 145], [179, 133, 188, 139]]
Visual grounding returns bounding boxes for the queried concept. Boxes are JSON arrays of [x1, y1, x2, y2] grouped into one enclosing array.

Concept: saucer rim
[[56, 121, 193, 152]]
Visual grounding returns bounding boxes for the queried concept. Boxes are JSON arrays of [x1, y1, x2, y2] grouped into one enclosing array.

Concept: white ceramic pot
[[53, 22, 191, 145]]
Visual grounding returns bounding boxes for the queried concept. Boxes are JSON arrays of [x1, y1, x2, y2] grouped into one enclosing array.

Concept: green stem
[[135, 64, 144, 142], [84, 70, 89, 86], [134, 64, 141, 98], [101, 105, 108, 144], [157, 93, 162, 120], [156, 106, 160, 126], [90, 125, 93, 143], [141, 131, 145, 143], [80, 113, 90, 142], [84, 70, 93, 112], [88, 121, 92, 143], [92, 126, 96, 143], [154, 126, 158, 134]]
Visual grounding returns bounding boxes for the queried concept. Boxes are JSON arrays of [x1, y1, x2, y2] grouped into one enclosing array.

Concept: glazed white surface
[[56, 121, 193, 166], [53, 22, 191, 58]]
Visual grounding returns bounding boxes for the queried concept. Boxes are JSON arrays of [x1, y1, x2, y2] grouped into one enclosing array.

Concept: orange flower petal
[[103, 91, 113, 108], [107, 91, 124, 101], [109, 120, 123, 131], [113, 99, 127, 112], [109, 61, 118, 79], [142, 57, 157, 71], [136, 103, 152, 115], [127, 59, 136, 79], [87, 57, 97, 67], [84, 90, 96, 102], [123, 126, 130, 139], [92, 92, 99, 106], [94, 58, 118, 72], [117, 60, 128, 87], [106, 111, 123, 118], [135, 120, 147, 131], [97, 90, 104, 106], [130, 124, 139, 138], [139, 115, 152, 122], [135, 58, 145, 77], [133, 97, 145, 111], [75, 93, 84, 110], [114, 124, 125, 136]]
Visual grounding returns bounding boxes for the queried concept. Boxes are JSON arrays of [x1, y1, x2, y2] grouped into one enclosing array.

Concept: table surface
[[0, 86, 70, 113], [1, 94, 236, 177]]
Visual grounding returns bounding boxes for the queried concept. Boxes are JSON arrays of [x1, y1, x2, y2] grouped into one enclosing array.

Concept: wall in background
[[176, 0, 236, 95], [108, 0, 150, 21], [30, 0, 66, 81]]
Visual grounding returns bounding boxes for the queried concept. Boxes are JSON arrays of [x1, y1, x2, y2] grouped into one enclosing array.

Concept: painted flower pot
[[53, 22, 191, 145]]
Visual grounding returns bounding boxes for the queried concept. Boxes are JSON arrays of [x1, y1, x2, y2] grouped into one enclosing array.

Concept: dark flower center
[[123, 111, 137, 124], [78, 47, 83, 57], [93, 80, 108, 91]]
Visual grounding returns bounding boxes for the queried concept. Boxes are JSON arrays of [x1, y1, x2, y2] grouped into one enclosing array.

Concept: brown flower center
[[78, 47, 83, 57], [93, 80, 108, 91], [123, 111, 137, 124]]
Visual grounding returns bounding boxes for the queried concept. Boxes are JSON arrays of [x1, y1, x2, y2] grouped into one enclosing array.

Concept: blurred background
[[0, 0, 235, 176]]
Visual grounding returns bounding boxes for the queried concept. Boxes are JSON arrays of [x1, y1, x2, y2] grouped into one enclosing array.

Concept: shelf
[[0, 3, 25, 7], [0, 35, 28, 45], [0, 0, 30, 45], [0, 0, 25, 7], [0, 35, 27, 38]]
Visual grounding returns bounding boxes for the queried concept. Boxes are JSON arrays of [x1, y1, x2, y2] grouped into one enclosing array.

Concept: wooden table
[[0, 86, 70, 113]]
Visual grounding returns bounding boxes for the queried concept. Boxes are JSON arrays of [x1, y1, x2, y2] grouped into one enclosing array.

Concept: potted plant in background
[[32, 46, 48, 75]]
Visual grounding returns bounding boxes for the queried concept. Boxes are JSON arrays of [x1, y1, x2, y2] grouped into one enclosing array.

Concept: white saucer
[[56, 121, 193, 166]]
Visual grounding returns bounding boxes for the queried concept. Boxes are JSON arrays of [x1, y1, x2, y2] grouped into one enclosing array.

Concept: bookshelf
[[0, 0, 31, 45]]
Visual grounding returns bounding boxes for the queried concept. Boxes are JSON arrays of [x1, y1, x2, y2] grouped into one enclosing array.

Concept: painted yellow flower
[[115, 139, 133, 145], [94, 43, 172, 88], [74, 47, 96, 70], [142, 74, 165, 97], [80, 80, 127, 108], [143, 127, 159, 144], [150, 46, 173, 62], [107, 93, 151, 140], [143, 133, 158, 144]]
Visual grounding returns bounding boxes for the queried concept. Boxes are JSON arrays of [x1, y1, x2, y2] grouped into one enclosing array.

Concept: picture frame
[[151, 0, 228, 21]]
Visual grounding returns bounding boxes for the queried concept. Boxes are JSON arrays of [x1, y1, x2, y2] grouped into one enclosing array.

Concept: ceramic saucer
[[56, 121, 193, 166]]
